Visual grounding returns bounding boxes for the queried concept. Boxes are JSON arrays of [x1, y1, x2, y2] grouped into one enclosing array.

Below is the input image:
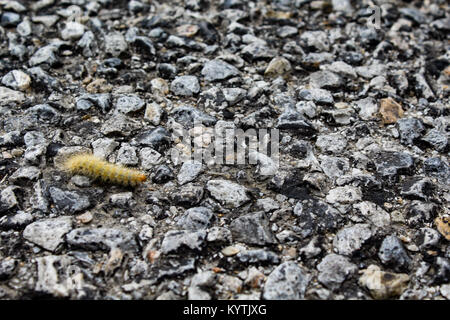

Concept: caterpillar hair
[[64, 153, 147, 187]]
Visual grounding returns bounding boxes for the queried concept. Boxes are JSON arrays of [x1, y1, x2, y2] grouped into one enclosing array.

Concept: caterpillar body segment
[[64, 153, 147, 187]]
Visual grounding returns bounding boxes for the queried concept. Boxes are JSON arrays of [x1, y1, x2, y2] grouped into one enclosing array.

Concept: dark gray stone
[[236, 249, 279, 265], [171, 105, 217, 128], [176, 207, 213, 231], [397, 118, 425, 145], [373, 151, 414, 182], [201, 59, 239, 82], [378, 235, 412, 271], [76, 93, 111, 113], [48, 187, 90, 214], [132, 127, 171, 152], [401, 177, 433, 200], [66, 227, 137, 251], [421, 129, 448, 152], [229, 211, 276, 246]]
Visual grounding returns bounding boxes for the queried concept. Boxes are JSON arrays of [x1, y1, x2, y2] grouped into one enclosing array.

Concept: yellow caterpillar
[[64, 153, 147, 187]]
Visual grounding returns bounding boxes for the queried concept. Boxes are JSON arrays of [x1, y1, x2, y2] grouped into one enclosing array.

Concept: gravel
[[0, 0, 448, 301]]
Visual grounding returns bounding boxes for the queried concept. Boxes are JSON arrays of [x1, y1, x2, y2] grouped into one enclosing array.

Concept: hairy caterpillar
[[64, 153, 147, 187]]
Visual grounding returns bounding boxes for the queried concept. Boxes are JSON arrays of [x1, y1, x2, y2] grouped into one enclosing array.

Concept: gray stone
[[309, 71, 343, 90], [236, 249, 279, 265], [77, 31, 97, 57], [255, 198, 280, 212], [333, 224, 373, 256], [298, 88, 334, 105], [354, 97, 378, 120], [177, 160, 202, 185], [34, 255, 74, 298], [26, 104, 61, 124], [10, 166, 41, 183], [206, 227, 232, 244], [48, 187, 90, 214], [24, 144, 47, 164], [0, 258, 17, 280], [317, 253, 358, 290], [139, 148, 162, 169], [24, 131, 46, 147], [206, 179, 249, 208], [105, 32, 128, 57], [30, 180, 49, 213], [0, 131, 22, 147], [101, 113, 141, 136], [356, 63, 387, 79], [293, 199, 343, 238], [0, 86, 25, 105], [115, 95, 145, 114], [414, 73, 435, 100], [109, 192, 133, 207], [332, 0, 353, 13], [319, 155, 349, 180], [76, 93, 111, 113], [296, 101, 318, 118], [29, 45, 59, 66], [229, 211, 276, 245], [399, 7, 426, 24], [66, 227, 137, 251], [176, 207, 213, 231], [326, 186, 362, 204], [132, 127, 171, 152], [353, 201, 391, 228], [423, 157, 449, 185], [160, 229, 206, 254], [421, 129, 448, 152], [92, 137, 119, 159], [116, 144, 139, 166], [241, 41, 277, 61], [300, 31, 330, 51], [323, 61, 356, 79], [374, 151, 414, 182], [201, 59, 239, 82], [0, 186, 18, 215], [144, 102, 163, 125], [0, 211, 34, 230], [277, 26, 298, 38], [316, 133, 347, 154], [60, 21, 85, 40], [171, 105, 217, 128], [378, 235, 411, 271], [263, 262, 310, 300], [171, 183, 204, 207], [401, 177, 433, 200], [188, 271, 216, 300], [415, 227, 441, 250], [1, 70, 31, 91], [1, 12, 21, 27], [222, 87, 247, 105], [23, 216, 72, 252], [170, 76, 200, 96], [397, 118, 425, 145], [405, 201, 437, 227], [276, 109, 316, 135], [155, 257, 196, 280]]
